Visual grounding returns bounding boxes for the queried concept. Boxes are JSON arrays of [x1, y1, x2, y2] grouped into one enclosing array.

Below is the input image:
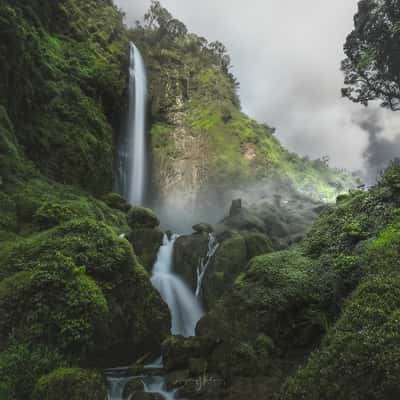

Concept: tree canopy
[[341, 0, 400, 110]]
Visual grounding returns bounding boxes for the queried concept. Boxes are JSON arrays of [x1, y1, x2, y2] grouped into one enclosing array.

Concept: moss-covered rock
[[101, 192, 131, 212], [0, 253, 108, 358], [127, 206, 160, 230], [161, 335, 217, 371], [174, 232, 211, 290], [242, 232, 273, 259], [0, 218, 170, 366], [128, 227, 164, 272], [280, 219, 400, 400], [0, 343, 65, 400], [33, 368, 106, 400], [202, 233, 248, 308]]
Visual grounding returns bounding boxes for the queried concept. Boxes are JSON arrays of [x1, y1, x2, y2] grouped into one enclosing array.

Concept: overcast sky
[[114, 0, 400, 174]]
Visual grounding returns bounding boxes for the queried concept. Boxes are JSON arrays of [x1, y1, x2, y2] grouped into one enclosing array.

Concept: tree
[[341, 0, 400, 110], [144, 0, 187, 40]]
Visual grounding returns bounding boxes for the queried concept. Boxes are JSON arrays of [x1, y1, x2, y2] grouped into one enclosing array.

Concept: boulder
[[202, 234, 248, 308], [122, 378, 145, 399], [127, 207, 160, 230], [128, 227, 164, 272], [174, 233, 210, 290], [162, 336, 218, 371], [192, 223, 214, 234]]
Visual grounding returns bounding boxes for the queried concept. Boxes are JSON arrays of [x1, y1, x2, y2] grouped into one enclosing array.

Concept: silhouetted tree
[[342, 0, 400, 110]]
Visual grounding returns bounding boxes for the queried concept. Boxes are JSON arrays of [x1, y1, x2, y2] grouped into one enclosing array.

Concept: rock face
[[131, 8, 358, 231]]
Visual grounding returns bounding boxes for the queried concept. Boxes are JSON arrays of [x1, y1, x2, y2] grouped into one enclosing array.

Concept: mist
[[114, 0, 400, 177]]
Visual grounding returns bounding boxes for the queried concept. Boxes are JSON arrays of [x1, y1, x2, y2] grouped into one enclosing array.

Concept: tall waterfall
[[151, 234, 204, 337], [116, 43, 148, 205]]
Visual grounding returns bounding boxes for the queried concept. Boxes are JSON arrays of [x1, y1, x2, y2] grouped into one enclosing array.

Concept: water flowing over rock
[[116, 43, 148, 205], [151, 234, 204, 337], [196, 233, 219, 297]]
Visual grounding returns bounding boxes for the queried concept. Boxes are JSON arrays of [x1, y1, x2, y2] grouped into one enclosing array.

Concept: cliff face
[[131, 8, 358, 229]]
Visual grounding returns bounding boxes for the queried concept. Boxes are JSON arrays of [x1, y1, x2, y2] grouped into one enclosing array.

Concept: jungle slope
[[0, 1, 170, 399], [162, 161, 400, 400]]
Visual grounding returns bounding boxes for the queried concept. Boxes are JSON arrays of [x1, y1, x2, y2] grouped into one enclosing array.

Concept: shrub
[[127, 206, 160, 229], [33, 368, 107, 400]]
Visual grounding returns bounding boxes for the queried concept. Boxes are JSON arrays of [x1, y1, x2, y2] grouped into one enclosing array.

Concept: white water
[[141, 376, 177, 400], [151, 234, 204, 337], [105, 369, 133, 400], [196, 233, 219, 297], [117, 42, 148, 205]]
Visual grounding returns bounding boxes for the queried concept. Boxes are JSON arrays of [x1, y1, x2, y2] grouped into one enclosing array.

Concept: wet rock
[[175, 376, 226, 399], [123, 377, 145, 399], [202, 234, 248, 308], [128, 227, 163, 271], [162, 336, 218, 371], [174, 233, 210, 290]]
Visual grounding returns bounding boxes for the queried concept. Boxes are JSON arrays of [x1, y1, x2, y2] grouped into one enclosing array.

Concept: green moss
[[0, 253, 108, 358], [0, 342, 65, 400], [0, 1, 129, 194], [0, 218, 170, 366], [127, 206, 160, 230], [33, 368, 106, 400], [281, 271, 400, 400]]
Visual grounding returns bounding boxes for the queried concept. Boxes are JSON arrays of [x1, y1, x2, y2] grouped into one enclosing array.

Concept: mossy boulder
[[0, 218, 171, 366], [161, 335, 217, 371], [243, 231, 273, 259], [101, 192, 131, 212], [33, 368, 106, 400], [192, 223, 214, 234], [280, 220, 400, 400], [202, 233, 248, 308], [0, 343, 65, 400], [127, 206, 160, 230], [0, 253, 108, 358], [173, 232, 211, 290]]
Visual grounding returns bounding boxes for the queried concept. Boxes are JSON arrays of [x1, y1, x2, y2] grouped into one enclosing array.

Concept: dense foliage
[[342, 0, 400, 110], [172, 161, 400, 399], [0, 1, 170, 399]]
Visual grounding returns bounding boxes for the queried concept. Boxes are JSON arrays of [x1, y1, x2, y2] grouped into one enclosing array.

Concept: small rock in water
[[123, 377, 145, 399]]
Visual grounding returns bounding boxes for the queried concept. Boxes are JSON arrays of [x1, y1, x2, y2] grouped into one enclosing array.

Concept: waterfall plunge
[[117, 43, 148, 205], [151, 235, 204, 337]]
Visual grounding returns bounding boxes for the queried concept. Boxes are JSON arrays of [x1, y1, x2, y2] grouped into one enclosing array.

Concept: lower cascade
[[151, 234, 204, 337], [106, 234, 208, 399]]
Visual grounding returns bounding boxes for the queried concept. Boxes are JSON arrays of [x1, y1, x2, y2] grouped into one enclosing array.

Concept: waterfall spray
[[116, 42, 148, 205]]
